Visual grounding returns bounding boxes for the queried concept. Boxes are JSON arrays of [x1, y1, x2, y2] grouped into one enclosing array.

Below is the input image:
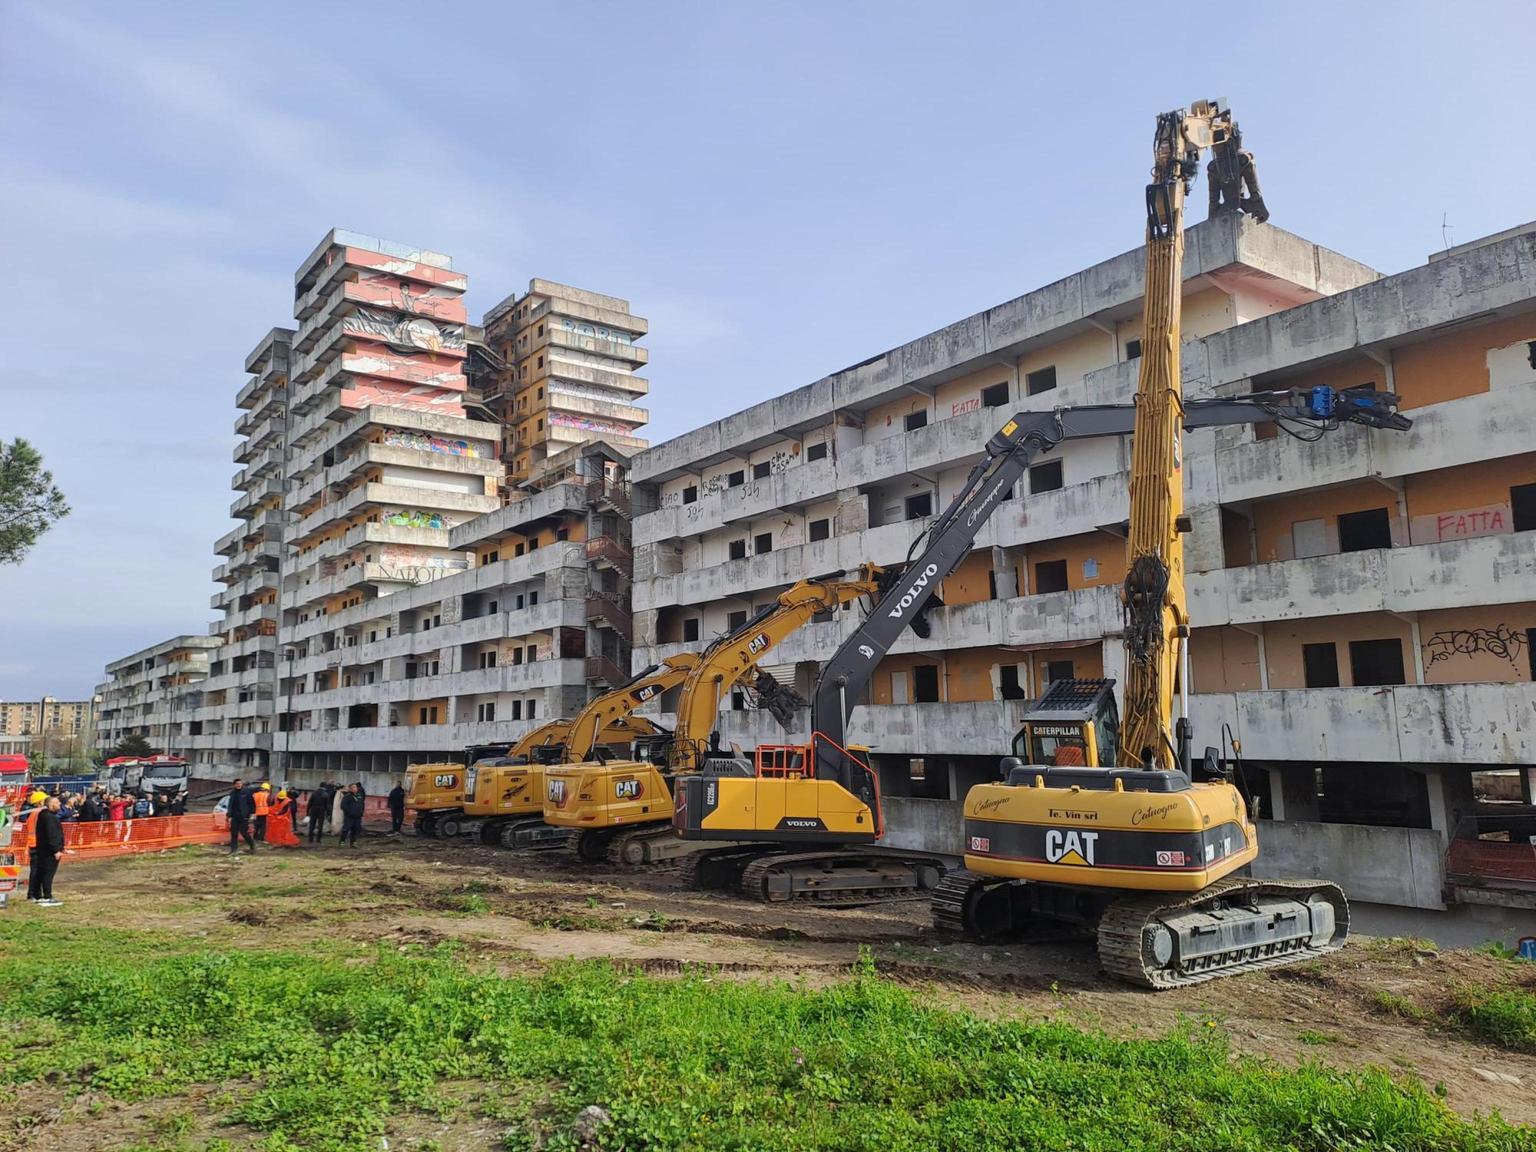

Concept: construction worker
[[26, 795, 66, 906], [386, 780, 406, 834], [252, 782, 271, 842], [338, 784, 365, 848], [305, 788, 328, 844]]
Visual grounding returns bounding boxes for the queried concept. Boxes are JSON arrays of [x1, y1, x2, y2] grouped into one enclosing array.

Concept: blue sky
[[1, 0, 1532, 700]]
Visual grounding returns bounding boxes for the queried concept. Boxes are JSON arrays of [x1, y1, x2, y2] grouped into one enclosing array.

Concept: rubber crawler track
[[738, 852, 935, 907]]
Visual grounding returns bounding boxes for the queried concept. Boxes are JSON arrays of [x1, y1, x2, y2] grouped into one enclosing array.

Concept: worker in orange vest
[[252, 783, 271, 842]]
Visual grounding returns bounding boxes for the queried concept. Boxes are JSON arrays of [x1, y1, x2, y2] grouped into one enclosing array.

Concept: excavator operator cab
[[1010, 679, 1119, 771]]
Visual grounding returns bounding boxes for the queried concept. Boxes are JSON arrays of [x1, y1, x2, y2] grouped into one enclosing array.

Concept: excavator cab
[[1011, 679, 1119, 769]]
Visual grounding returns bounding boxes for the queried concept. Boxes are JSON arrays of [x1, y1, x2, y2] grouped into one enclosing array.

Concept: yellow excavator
[[674, 103, 1411, 986], [542, 569, 883, 866], [404, 656, 698, 840], [462, 655, 700, 849]]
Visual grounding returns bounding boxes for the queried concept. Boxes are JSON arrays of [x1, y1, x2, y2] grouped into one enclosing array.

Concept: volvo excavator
[[674, 104, 1412, 985], [405, 656, 698, 840], [542, 569, 884, 866]]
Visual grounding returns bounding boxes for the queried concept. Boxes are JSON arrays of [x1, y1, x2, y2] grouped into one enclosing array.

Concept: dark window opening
[[913, 664, 940, 703], [904, 409, 928, 432], [728, 539, 747, 561], [1029, 459, 1063, 494], [1125, 339, 1142, 360], [1043, 659, 1074, 685], [683, 618, 700, 642], [1026, 366, 1057, 395], [905, 492, 933, 521], [1034, 559, 1069, 594], [981, 381, 1010, 408], [1337, 507, 1392, 553], [809, 518, 830, 542], [1528, 628, 1536, 681], [727, 610, 748, 631], [1512, 483, 1536, 533], [1303, 642, 1340, 688], [682, 485, 698, 505], [1349, 638, 1406, 686], [999, 664, 1025, 700], [806, 442, 828, 462], [727, 470, 745, 488], [987, 569, 998, 600], [754, 532, 773, 554], [753, 461, 771, 480]]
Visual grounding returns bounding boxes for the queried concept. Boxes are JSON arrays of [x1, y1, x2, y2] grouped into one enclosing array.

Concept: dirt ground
[[7, 830, 1535, 1144]]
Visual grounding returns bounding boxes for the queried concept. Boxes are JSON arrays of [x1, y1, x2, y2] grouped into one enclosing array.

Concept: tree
[[0, 438, 70, 565], [110, 734, 156, 759]]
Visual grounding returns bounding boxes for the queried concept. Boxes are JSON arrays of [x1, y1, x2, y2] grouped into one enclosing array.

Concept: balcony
[[585, 654, 630, 688]]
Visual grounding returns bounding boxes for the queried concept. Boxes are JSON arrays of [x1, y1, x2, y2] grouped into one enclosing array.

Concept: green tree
[[0, 438, 70, 565], [109, 734, 156, 759]]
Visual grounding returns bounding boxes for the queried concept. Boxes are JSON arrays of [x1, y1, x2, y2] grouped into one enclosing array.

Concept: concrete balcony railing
[[447, 482, 586, 549], [1189, 682, 1536, 765], [546, 326, 648, 367], [1190, 530, 1536, 626]]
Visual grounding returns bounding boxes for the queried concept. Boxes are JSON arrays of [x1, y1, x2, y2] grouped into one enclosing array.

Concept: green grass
[[1452, 985, 1536, 1052], [0, 924, 1526, 1152]]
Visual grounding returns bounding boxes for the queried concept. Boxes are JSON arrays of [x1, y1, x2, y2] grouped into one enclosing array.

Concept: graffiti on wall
[[1425, 625, 1529, 668], [560, 316, 632, 345], [384, 509, 456, 530], [550, 413, 636, 437], [343, 307, 466, 352], [382, 428, 487, 458], [1408, 503, 1513, 545]]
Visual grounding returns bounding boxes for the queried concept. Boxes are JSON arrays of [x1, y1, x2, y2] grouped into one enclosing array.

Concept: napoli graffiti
[[382, 428, 486, 458], [1425, 625, 1529, 668]]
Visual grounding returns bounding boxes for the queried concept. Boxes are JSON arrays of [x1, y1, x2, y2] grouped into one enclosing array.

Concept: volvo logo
[[887, 563, 939, 620]]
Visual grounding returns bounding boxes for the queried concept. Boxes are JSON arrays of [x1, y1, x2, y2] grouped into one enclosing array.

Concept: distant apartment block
[[0, 697, 95, 757], [626, 214, 1536, 914]]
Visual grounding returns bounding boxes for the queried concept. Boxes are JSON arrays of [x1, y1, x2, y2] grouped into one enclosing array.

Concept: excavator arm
[[809, 388, 1409, 791], [668, 568, 882, 770], [559, 654, 701, 763]]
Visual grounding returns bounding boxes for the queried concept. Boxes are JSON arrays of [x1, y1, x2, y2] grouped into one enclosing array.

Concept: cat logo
[[635, 684, 660, 701], [547, 779, 568, 808], [746, 632, 771, 656], [433, 774, 457, 789], [615, 778, 643, 800], [1044, 829, 1098, 866]]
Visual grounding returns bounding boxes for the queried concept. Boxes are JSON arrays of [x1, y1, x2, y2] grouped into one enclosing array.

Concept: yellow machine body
[[960, 774, 1257, 893], [404, 763, 468, 816], [678, 745, 878, 844], [542, 758, 676, 829]]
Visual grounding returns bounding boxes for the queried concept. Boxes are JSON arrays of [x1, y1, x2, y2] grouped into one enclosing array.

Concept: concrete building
[[627, 214, 1536, 919], [157, 231, 649, 789], [94, 635, 222, 755], [273, 440, 635, 782], [482, 280, 650, 485]]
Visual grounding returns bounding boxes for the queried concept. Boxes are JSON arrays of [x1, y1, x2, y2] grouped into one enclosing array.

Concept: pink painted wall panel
[[342, 247, 468, 291], [340, 380, 466, 416], [344, 275, 467, 323], [342, 348, 466, 391]]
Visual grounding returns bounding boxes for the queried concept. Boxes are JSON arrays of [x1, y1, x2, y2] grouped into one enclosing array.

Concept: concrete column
[[1267, 764, 1320, 823], [1424, 767, 1477, 842], [1184, 504, 1225, 574], [990, 547, 1018, 599], [1522, 767, 1536, 805], [1100, 638, 1126, 720]]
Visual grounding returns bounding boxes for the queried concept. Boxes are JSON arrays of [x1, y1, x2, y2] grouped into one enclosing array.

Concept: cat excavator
[[461, 655, 701, 849], [542, 568, 884, 866], [404, 656, 698, 840], [674, 104, 1412, 979]]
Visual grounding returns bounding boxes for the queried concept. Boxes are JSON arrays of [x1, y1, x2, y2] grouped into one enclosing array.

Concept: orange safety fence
[[10, 811, 241, 865], [1446, 836, 1536, 886]]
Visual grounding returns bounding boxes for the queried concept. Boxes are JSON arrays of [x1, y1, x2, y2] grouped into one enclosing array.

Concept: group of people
[[224, 778, 394, 854], [17, 784, 187, 824]]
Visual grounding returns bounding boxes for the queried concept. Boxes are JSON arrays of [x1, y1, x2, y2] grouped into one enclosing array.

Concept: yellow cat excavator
[[542, 569, 883, 866], [404, 656, 698, 840], [674, 104, 1411, 983], [462, 655, 700, 849]]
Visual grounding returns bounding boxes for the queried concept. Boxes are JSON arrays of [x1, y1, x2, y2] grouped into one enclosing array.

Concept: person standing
[[252, 783, 271, 842], [227, 778, 256, 855], [27, 796, 66, 906], [339, 784, 365, 848], [305, 788, 327, 844], [387, 780, 406, 835]]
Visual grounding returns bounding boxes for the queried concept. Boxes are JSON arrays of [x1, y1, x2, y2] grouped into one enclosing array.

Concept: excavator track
[[678, 846, 766, 890], [1097, 877, 1349, 990], [930, 869, 1004, 935], [738, 851, 944, 906]]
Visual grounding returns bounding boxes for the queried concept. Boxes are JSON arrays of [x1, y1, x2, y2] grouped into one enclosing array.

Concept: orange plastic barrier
[[12, 812, 235, 865]]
